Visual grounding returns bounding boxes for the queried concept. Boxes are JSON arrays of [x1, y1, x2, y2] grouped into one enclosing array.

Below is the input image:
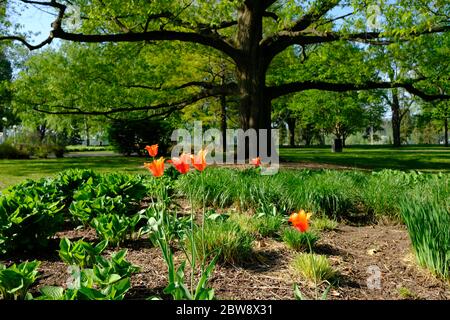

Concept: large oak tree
[[1, 0, 449, 150]]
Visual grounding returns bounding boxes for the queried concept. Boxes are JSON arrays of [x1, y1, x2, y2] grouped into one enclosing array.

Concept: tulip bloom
[[145, 157, 165, 177], [289, 210, 312, 233], [251, 157, 261, 167], [170, 153, 191, 174], [145, 144, 158, 157], [191, 149, 208, 171]]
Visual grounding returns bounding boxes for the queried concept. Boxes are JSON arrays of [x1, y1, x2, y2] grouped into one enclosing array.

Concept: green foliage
[[94, 249, 140, 279], [400, 196, 450, 279], [231, 212, 284, 239], [291, 253, 336, 284], [294, 283, 331, 300], [282, 228, 319, 252], [177, 167, 450, 222], [69, 195, 128, 225], [39, 277, 131, 301], [186, 220, 254, 265], [0, 142, 29, 159], [39, 249, 138, 300], [0, 169, 150, 255], [311, 217, 338, 232], [0, 192, 64, 255], [108, 119, 174, 156], [91, 213, 142, 247], [0, 260, 40, 300], [58, 238, 108, 268]]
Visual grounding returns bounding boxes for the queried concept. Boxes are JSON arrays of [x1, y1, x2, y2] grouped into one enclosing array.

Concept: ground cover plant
[[0, 147, 449, 300]]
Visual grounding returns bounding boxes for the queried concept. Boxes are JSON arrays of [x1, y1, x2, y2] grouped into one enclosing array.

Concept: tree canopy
[[1, 0, 449, 139]]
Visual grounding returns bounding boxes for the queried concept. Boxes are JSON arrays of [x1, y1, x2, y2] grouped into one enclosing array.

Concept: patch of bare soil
[[7, 224, 449, 300]]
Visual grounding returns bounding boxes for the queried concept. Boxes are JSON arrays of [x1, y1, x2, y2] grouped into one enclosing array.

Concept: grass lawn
[[1, 145, 449, 191], [279, 145, 450, 172], [0, 155, 145, 191]]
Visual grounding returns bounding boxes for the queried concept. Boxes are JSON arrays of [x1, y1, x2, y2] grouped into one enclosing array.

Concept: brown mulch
[[5, 223, 449, 300]]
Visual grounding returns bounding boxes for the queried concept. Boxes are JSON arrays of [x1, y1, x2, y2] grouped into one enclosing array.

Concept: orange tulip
[[288, 210, 312, 233], [145, 144, 158, 157], [144, 157, 165, 177], [251, 157, 261, 167], [170, 153, 191, 174], [191, 149, 208, 172]]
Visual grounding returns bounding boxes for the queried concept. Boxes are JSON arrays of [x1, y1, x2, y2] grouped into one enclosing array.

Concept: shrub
[[107, 119, 174, 156], [400, 197, 450, 279], [282, 228, 319, 252], [291, 253, 336, 284], [186, 220, 254, 265], [13, 129, 69, 158], [0, 142, 29, 159]]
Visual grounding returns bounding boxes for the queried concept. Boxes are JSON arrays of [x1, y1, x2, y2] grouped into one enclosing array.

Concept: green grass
[[0, 156, 145, 191], [280, 145, 450, 172], [177, 167, 450, 221], [291, 253, 337, 284], [230, 213, 284, 238], [282, 228, 319, 251], [311, 217, 338, 232], [400, 196, 450, 279], [185, 220, 254, 265]]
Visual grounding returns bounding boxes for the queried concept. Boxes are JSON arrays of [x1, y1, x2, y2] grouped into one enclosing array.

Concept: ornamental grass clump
[[400, 197, 450, 279], [291, 253, 336, 284], [186, 219, 254, 265]]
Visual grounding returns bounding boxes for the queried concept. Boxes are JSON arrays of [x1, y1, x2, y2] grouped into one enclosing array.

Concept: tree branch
[[31, 83, 238, 116], [284, 0, 340, 32], [263, 24, 450, 59], [1, 0, 241, 63], [267, 80, 450, 102]]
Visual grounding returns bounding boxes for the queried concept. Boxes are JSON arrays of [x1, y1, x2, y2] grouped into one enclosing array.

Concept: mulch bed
[[5, 223, 449, 300]]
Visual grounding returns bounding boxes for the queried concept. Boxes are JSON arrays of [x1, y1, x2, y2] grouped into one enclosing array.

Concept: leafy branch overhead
[[2, 0, 450, 122]]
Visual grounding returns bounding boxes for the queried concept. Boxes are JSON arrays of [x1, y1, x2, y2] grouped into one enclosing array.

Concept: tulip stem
[[200, 170, 206, 273], [189, 178, 196, 294]]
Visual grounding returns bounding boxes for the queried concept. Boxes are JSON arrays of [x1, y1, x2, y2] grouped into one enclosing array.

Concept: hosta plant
[[91, 213, 142, 247], [0, 194, 64, 255], [69, 195, 128, 226], [0, 260, 40, 300], [40, 250, 138, 300], [58, 238, 109, 268], [38, 271, 131, 300]]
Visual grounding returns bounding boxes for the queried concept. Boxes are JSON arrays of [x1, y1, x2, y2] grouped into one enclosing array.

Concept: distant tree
[[0, 50, 15, 132]]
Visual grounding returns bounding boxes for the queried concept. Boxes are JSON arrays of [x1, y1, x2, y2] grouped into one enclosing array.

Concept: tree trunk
[[236, 4, 272, 157], [445, 116, 449, 147], [37, 123, 46, 142], [391, 89, 402, 147], [220, 94, 227, 152], [84, 116, 90, 146], [286, 118, 296, 147]]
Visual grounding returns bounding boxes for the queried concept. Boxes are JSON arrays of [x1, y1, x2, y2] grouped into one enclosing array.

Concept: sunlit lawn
[[279, 145, 450, 172], [1, 145, 449, 191], [0, 154, 145, 191]]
